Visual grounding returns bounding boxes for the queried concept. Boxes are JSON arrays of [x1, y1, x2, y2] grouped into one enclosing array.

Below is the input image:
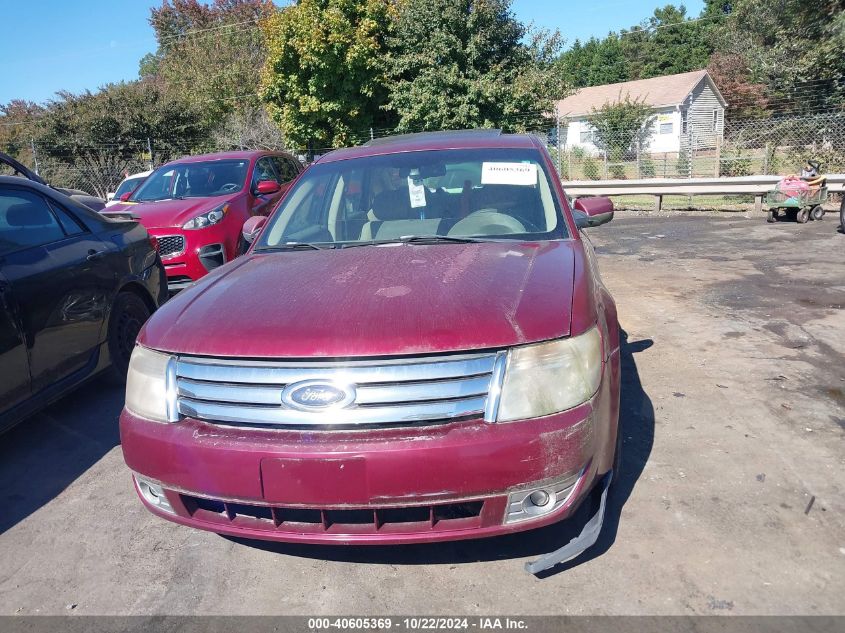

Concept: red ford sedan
[[120, 131, 621, 573], [105, 151, 302, 292]]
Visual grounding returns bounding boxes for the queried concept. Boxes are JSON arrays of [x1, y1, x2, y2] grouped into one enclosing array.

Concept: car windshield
[[255, 148, 567, 249], [114, 176, 145, 199], [130, 159, 249, 202]]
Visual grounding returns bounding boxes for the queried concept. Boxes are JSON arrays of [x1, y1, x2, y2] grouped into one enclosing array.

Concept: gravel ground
[[0, 212, 843, 615]]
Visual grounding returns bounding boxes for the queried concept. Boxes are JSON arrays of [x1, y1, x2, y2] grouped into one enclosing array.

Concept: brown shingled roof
[[555, 70, 723, 117]]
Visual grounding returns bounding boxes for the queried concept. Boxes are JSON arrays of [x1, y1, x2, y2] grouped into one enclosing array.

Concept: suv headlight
[[495, 326, 602, 422], [182, 203, 229, 230], [125, 346, 178, 422]]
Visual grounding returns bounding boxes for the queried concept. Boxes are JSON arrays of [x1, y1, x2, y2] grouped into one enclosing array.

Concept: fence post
[[763, 143, 770, 175], [30, 138, 39, 175], [556, 112, 562, 178], [370, 127, 374, 141], [146, 138, 154, 170], [714, 134, 721, 177], [636, 142, 641, 179], [603, 150, 608, 179]]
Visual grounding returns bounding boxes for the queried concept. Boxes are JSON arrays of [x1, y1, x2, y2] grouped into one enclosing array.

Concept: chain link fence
[[16, 111, 845, 198], [533, 111, 845, 181]]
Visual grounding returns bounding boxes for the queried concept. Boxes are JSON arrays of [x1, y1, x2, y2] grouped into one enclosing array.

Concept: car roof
[[164, 150, 290, 166], [317, 130, 542, 164], [0, 174, 46, 189]]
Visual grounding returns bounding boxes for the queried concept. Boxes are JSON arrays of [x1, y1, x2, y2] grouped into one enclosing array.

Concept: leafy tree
[[586, 95, 656, 161], [146, 0, 274, 128], [261, 0, 396, 149], [707, 52, 768, 118], [385, 0, 564, 133], [33, 82, 208, 197], [716, 0, 845, 113], [584, 37, 628, 86], [0, 100, 44, 168]]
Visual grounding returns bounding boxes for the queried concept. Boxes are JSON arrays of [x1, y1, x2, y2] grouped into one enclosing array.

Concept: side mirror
[[255, 180, 281, 196], [119, 192, 132, 202], [242, 215, 268, 244], [573, 196, 614, 229]]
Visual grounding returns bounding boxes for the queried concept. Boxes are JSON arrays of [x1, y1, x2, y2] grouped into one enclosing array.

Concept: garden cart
[[766, 186, 827, 224]]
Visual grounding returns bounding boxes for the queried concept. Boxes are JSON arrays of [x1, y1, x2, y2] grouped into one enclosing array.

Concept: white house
[[554, 70, 728, 155]]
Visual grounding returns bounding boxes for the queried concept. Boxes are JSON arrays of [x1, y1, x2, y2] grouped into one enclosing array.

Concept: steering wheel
[[448, 209, 527, 237], [219, 183, 239, 192]]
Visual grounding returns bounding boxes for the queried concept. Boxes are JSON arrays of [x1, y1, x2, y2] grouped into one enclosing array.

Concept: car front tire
[[107, 292, 151, 382]]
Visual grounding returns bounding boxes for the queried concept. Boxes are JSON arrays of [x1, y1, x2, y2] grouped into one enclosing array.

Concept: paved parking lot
[[1, 213, 843, 615]]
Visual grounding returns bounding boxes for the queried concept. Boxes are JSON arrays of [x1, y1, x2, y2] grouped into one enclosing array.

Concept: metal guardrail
[[564, 174, 845, 212]]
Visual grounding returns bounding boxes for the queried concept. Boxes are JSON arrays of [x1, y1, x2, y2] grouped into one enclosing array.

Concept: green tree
[[33, 82, 207, 197], [585, 37, 628, 86], [0, 100, 44, 168], [261, 0, 395, 149], [586, 95, 656, 162], [146, 0, 274, 128], [385, 0, 564, 133], [717, 0, 845, 113]]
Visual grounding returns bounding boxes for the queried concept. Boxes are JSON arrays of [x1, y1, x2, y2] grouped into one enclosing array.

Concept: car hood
[[102, 196, 232, 228], [140, 241, 578, 358]]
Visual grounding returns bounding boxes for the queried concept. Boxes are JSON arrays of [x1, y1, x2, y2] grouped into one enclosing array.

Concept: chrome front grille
[[174, 352, 505, 428], [157, 235, 185, 258]]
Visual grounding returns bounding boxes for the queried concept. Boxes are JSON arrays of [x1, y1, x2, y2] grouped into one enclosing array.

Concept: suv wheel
[[107, 292, 151, 382]]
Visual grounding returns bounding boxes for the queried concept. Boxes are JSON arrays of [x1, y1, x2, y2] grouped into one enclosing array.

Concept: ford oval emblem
[[281, 380, 356, 411]]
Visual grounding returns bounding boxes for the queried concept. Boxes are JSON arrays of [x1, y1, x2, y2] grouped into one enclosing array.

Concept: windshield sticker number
[[407, 176, 427, 208], [481, 162, 538, 186]]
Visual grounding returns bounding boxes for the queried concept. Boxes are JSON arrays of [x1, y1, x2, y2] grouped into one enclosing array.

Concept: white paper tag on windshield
[[481, 162, 538, 186], [407, 177, 427, 208]]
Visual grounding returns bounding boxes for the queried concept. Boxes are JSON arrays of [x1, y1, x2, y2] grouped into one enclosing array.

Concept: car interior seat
[[360, 189, 441, 240]]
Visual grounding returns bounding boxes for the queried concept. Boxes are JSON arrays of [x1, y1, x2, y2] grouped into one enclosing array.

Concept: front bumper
[[120, 359, 619, 544], [147, 223, 235, 290]]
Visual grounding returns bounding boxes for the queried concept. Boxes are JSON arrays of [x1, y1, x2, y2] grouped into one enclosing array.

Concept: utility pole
[[146, 137, 154, 171], [30, 138, 39, 175]]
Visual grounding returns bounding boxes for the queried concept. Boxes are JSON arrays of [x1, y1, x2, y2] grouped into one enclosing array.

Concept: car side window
[[0, 188, 68, 256], [272, 156, 300, 183], [253, 157, 280, 186], [47, 200, 86, 236]]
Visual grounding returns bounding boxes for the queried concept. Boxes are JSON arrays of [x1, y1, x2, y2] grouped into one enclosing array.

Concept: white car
[[105, 170, 152, 207]]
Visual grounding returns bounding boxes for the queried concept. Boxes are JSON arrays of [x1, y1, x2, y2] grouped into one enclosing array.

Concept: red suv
[[120, 131, 620, 573], [105, 151, 302, 291]]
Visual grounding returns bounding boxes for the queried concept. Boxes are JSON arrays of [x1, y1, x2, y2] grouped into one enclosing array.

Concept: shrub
[[583, 157, 600, 180], [720, 148, 752, 176], [640, 156, 656, 177], [609, 163, 626, 179]]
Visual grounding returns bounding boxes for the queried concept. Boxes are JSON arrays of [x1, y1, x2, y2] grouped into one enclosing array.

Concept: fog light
[[505, 468, 585, 524], [529, 490, 551, 507], [136, 476, 175, 514]]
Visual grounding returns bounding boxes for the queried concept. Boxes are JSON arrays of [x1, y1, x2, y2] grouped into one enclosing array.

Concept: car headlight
[[495, 326, 602, 422], [125, 346, 178, 422], [182, 203, 229, 230]]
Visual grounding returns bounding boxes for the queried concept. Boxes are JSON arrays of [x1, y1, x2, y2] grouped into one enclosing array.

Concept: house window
[[681, 111, 688, 135], [659, 122, 673, 135], [712, 110, 719, 131], [580, 128, 594, 144]]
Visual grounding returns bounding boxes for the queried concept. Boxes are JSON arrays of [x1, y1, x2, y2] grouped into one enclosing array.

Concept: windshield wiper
[[255, 241, 337, 252], [341, 235, 503, 248]]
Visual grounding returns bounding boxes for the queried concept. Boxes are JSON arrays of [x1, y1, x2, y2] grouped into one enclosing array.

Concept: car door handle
[[86, 249, 106, 261]]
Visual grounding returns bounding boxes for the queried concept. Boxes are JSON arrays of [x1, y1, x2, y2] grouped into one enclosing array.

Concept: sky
[[0, 0, 705, 105]]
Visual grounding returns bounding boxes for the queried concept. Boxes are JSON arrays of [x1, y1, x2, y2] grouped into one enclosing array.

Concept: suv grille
[[157, 235, 185, 258], [174, 352, 504, 428]]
